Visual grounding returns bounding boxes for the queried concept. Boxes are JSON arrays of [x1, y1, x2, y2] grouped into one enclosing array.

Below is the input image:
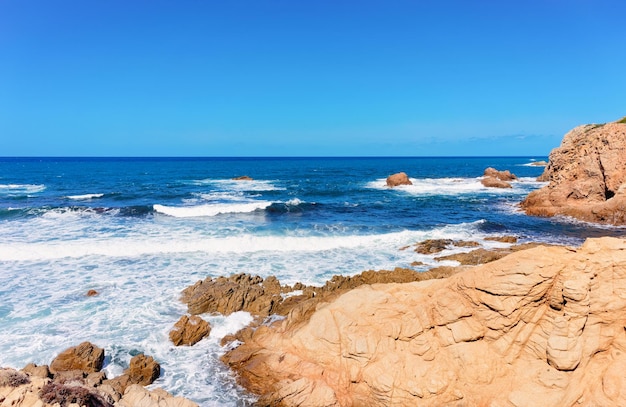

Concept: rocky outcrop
[[232, 176, 253, 181], [169, 315, 211, 346], [223, 237, 626, 407], [49, 342, 105, 374], [182, 267, 461, 324], [435, 242, 549, 265], [0, 344, 192, 407], [102, 354, 161, 395], [522, 121, 626, 224], [412, 239, 479, 254], [0, 368, 196, 407], [481, 167, 517, 188], [181, 274, 286, 317], [386, 172, 412, 187]]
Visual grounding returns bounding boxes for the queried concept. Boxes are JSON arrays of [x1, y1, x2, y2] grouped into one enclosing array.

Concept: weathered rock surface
[[522, 121, 626, 224], [232, 175, 253, 181], [0, 367, 197, 407], [223, 237, 626, 407], [386, 172, 412, 187], [49, 342, 105, 374], [169, 315, 211, 346], [435, 242, 548, 265], [413, 239, 479, 254], [103, 354, 161, 395], [181, 273, 286, 317], [481, 167, 517, 188], [1, 346, 192, 407]]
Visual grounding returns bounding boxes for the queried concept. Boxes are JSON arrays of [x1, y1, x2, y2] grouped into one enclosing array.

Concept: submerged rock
[[522, 120, 626, 224], [386, 172, 412, 187], [222, 237, 626, 406]]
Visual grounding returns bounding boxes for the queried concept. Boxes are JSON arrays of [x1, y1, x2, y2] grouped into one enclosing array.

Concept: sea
[[1, 156, 624, 405]]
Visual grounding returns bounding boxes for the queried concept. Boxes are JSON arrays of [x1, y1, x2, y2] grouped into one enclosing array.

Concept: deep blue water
[[0, 156, 623, 406]]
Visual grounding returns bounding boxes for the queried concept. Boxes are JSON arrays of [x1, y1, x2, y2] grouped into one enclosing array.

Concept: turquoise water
[[1, 157, 622, 405]]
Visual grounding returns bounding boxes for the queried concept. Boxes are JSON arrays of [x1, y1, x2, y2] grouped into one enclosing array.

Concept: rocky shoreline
[[0, 342, 197, 407], [5, 118, 626, 406], [522, 119, 626, 224], [220, 236, 626, 406]]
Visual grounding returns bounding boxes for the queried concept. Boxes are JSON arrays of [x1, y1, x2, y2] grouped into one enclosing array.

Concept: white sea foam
[[153, 201, 272, 218], [190, 178, 284, 191], [285, 198, 303, 206], [367, 177, 545, 196], [0, 218, 493, 405], [66, 193, 104, 200], [0, 184, 46, 195]]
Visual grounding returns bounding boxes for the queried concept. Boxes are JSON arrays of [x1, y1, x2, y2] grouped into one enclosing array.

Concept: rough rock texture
[[169, 315, 211, 346], [183, 267, 462, 327], [181, 274, 286, 317], [117, 385, 198, 407], [232, 176, 253, 181], [413, 239, 479, 254], [522, 122, 626, 224], [103, 354, 161, 395], [435, 243, 548, 265], [386, 172, 412, 187], [223, 237, 626, 407], [481, 167, 517, 188], [49, 342, 105, 374], [0, 368, 197, 407]]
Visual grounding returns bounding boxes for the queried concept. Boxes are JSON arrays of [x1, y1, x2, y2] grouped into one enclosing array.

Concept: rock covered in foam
[[522, 121, 626, 224], [386, 172, 412, 187], [222, 237, 626, 406]]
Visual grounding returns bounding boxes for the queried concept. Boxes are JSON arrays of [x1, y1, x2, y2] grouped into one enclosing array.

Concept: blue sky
[[1, 0, 625, 156]]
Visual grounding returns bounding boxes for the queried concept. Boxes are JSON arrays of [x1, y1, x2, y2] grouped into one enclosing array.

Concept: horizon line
[[0, 155, 549, 159]]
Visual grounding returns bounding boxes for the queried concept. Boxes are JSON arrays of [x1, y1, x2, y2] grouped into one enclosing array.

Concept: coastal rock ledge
[[521, 120, 626, 224], [223, 237, 626, 406]]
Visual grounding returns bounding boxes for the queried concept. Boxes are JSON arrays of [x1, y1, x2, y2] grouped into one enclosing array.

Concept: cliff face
[[521, 122, 626, 224], [223, 237, 626, 406]]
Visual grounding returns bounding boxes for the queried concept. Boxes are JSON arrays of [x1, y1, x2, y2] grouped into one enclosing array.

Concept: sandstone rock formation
[[232, 175, 253, 181], [0, 367, 197, 407], [169, 315, 211, 346], [182, 267, 460, 324], [181, 274, 286, 317], [481, 167, 517, 188], [386, 172, 412, 187], [0, 343, 190, 407], [522, 121, 626, 224], [102, 354, 161, 395], [49, 342, 105, 374], [223, 237, 626, 407], [413, 239, 479, 254]]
